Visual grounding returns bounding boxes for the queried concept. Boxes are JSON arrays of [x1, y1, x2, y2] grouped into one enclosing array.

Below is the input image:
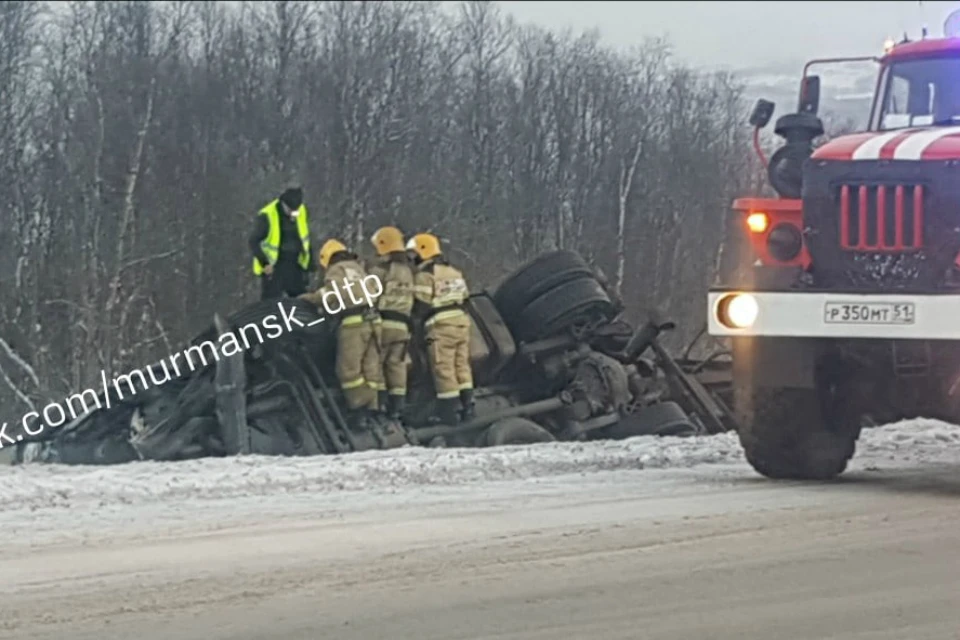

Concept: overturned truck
[[14, 251, 736, 465]]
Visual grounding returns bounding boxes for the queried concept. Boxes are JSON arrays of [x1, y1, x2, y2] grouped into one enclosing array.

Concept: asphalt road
[[3, 465, 960, 640]]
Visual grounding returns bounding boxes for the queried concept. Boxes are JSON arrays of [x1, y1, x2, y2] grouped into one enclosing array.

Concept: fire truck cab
[[708, 13, 960, 480]]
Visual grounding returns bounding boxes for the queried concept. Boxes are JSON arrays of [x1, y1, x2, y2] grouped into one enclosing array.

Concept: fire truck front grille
[[837, 183, 925, 252], [802, 160, 960, 292]]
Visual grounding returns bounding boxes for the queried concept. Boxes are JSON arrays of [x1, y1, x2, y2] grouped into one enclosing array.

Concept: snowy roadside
[[1, 418, 958, 548]]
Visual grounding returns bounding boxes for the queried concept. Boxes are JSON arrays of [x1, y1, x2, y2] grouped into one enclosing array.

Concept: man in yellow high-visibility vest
[[249, 187, 316, 300]]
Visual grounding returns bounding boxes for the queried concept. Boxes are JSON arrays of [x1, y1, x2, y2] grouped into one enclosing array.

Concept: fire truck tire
[[766, 143, 808, 200], [735, 385, 861, 480], [493, 250, 597, 325]]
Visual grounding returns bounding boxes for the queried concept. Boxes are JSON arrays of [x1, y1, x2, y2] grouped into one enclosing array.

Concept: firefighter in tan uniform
[[300, 239, 384, 428], [368, 226, 416, 421], [407, 233, 475, 425]]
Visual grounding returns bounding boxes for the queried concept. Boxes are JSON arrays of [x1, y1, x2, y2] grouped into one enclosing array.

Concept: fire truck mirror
[[749, 99, 775, 129], [798, 75, 820, 115]]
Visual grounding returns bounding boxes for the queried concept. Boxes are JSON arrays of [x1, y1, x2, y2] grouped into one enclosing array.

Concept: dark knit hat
[[279, 187, 303, 210]]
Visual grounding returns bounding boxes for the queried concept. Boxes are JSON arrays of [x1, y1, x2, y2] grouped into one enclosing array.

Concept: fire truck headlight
[[716, 293, 759, 329]]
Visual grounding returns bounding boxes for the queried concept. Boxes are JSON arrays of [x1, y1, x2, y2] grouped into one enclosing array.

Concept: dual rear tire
[[492, 250, 619, 343]]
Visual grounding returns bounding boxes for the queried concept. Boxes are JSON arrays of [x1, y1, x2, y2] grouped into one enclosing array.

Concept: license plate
[[823, 301, 916, 325]]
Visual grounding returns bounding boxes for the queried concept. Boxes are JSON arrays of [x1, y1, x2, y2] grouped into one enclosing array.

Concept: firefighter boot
[[347, 407, 373, 431], [386, 394, 405, 421], [436, 397, 461, 425], [459, 389, 476, 422], [377, 390, 389, 416]]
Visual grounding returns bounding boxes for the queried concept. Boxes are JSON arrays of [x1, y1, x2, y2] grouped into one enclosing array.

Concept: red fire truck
[[708, 13, 960, 480]]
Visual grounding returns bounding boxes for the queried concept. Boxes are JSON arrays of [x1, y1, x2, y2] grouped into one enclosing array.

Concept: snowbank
[[2, 418, 959, 515], [0, 432, 744, 514]]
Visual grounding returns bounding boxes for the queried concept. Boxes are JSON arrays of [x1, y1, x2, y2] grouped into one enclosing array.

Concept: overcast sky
[[495, 1, 960, 70]]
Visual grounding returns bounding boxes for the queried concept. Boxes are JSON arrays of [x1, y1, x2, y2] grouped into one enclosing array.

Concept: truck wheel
[[735, 385, 861, 480], [483, 417, 557, 446], [493, 251, 596, 324], [56, 432, 139, 465], [0, 446, 16, 466], [512, 277, 618, 343], [598, 401, 700, 439]]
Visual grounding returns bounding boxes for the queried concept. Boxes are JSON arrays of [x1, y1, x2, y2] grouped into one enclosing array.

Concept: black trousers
[[259, 267, 308, 300]]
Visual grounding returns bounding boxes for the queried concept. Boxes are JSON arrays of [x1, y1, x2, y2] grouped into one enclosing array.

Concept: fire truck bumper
[[707, 289, 960, 340]]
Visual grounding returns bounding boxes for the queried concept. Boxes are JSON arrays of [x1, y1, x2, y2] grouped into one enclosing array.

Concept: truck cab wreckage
[[708, 13, 960, 480], [13, 250, 737, 465]]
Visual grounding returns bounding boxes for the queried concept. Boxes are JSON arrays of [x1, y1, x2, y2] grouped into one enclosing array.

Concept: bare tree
[[0, 0, 753, 421]]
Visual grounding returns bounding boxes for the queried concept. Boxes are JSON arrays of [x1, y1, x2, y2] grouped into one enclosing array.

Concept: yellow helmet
[[371, 226, 405, 256], [319, 238, 347, 269], [406, 233, 441, 261]]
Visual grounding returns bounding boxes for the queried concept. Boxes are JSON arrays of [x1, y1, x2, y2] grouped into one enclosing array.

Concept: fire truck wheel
[[734, 385, 861, 481]]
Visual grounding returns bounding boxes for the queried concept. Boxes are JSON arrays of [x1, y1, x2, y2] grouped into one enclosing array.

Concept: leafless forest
[[1, 0, 763, 419]]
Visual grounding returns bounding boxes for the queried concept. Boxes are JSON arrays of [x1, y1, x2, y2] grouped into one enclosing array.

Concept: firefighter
[[407, 233, 475, 424], [249, 186, 315, 300], [368, 226, 416, 421], [299, 239, 385, 428]]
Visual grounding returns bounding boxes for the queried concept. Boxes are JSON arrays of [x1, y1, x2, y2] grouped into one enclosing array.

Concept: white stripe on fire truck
[[850, 131, 903, 160], [892, 125, 960, 160]]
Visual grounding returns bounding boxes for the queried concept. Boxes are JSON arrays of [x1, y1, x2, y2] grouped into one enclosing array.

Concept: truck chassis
[[11, 250, 738, 466]]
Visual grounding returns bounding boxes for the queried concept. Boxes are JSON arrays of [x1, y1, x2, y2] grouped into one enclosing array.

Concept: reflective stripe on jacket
[[414, 261, 470, 327]]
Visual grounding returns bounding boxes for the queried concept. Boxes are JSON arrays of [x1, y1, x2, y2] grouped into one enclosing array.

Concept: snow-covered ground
[[2, 418, 959, 550], [4, 419, 960, 640]]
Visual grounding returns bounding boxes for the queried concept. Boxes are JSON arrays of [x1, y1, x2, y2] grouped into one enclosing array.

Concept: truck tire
[[56, 432, 139, 465], [0, 446, 16, 466], [735, 385, 861, 480], [512, 277, 618, 343], [482, 417, 557, 446], [598, 401, 700, 439], [493, 251, 596, 325]]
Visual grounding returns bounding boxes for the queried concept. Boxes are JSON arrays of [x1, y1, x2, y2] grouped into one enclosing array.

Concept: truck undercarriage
[[11, 250, 737, 466]]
